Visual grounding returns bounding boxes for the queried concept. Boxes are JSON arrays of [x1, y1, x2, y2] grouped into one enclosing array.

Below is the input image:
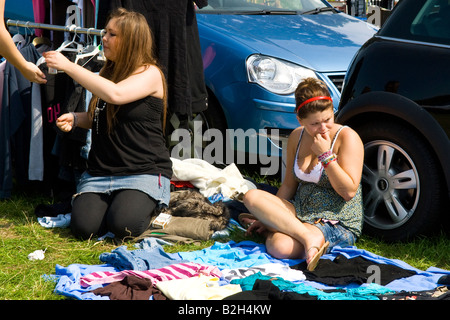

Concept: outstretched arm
[[0, 0, 46, 83], [42, 51, 164, 104]]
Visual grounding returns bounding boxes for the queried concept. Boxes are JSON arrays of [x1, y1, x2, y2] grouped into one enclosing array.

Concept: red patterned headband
[[295, 96, 333, 113]]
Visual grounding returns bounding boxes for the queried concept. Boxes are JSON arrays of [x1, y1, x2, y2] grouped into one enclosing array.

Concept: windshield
[[380, 0, 450, 46], [197, 0, 333, 14]]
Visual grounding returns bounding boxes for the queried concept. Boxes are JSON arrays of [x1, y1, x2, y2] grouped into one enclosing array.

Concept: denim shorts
[[75, 171, 171, 206], [313, 221, 356, 253]]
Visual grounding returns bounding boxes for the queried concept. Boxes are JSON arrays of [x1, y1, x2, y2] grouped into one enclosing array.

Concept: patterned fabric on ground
[[80, 262, 221, 288]]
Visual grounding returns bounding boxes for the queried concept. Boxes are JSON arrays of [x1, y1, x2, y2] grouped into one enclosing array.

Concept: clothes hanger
[[32, 36, 52, 47], [21, 22, 34, 46], [12, 21, 26, 49], [74, 44, 101, 65], [55, 25, 83, 53], [12, 33, 26, 48], [74, 28, 103, 65], [36, 25, 84, 73]]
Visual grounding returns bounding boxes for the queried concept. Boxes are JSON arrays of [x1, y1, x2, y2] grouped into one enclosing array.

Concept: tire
[[355, 120, 443, 242]]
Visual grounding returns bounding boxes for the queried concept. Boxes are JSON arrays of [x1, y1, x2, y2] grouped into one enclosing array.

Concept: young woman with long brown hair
[[240, 78, 364, 271], [43, 8, 172, 240]]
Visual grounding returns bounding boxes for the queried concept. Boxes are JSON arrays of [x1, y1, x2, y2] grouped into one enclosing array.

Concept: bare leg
[[243, 189, 325, 262]]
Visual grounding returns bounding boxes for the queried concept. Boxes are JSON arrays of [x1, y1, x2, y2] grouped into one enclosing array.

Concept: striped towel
[[80, 262, 222, 288]]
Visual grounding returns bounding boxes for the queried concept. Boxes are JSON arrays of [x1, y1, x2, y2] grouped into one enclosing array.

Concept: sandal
[[306, 241, 329, 271], [238, 213, 257, 229]]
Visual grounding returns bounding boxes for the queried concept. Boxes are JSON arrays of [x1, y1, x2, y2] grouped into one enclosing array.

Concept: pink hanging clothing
[[32, 0, 46, 37]]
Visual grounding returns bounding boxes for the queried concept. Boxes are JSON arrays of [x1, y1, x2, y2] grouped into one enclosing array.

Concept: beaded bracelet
[[318, 150, 333, 162], [321, 153, 337, 168], [70, 112, 78, 129]]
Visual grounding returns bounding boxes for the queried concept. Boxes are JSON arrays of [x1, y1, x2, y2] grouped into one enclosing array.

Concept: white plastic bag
[[28, 249, 46, 261]]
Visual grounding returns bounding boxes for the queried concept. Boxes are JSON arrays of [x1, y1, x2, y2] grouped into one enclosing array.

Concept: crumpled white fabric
[[170, 157, 255, 199], [155, 274, 241, 300], [28, 249, 46, 261]]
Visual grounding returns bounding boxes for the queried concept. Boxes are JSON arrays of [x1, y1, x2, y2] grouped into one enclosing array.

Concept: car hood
[[4, 0, 34, 21], [197, 12, 377, 72]]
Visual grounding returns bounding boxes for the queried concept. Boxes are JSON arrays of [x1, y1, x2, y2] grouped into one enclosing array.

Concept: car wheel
[[356, 120, 443, 241]]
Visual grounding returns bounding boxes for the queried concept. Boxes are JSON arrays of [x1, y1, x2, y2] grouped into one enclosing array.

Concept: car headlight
[[246, 54, 317, 95]]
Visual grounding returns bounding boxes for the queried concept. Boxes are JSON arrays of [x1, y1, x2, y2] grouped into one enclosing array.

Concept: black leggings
[[71, 189, 157, 240]]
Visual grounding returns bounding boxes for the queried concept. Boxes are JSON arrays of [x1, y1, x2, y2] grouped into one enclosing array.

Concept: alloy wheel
[[362, 140, 420, 230]]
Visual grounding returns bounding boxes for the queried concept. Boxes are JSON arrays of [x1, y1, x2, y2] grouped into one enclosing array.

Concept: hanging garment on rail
[[0, 44, 42, 198], [38, 51, 103, 182], [1, 1, 104, 198], [96, 0, 208, 116]]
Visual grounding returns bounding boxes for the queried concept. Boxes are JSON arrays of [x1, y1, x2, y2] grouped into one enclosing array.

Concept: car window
[[379, 0, 450, 46], [197, 0, 330, 13]]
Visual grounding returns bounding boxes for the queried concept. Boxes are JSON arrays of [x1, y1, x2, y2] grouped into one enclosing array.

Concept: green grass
[[0, 189, 449, 300]]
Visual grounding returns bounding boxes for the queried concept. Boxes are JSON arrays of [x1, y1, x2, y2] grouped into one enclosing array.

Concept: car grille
[[327, 74, 345, 92]]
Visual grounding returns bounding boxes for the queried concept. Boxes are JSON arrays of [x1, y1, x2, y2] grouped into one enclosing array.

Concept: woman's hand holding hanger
[[21, 61, 47, 84], [42, 51, 73, 73]]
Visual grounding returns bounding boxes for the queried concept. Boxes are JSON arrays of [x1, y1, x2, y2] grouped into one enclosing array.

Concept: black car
[[336, 0, 450, 241]]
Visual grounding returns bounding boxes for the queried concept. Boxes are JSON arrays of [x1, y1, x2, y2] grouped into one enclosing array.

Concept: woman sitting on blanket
[[241, 78, 364, 271]]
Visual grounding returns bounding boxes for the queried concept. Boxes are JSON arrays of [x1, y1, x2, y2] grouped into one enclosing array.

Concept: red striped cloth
[[80, 262, 222, 288]]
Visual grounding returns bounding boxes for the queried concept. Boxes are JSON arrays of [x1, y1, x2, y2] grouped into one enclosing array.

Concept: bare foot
[[304, 233, 326, 264], [305, 240, 329, 271]]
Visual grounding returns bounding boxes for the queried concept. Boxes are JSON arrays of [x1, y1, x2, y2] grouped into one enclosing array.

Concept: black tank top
[[87, 96, 172, 178]]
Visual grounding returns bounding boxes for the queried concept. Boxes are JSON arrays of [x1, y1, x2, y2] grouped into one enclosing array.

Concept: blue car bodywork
[[4, 1, 34, 21], [196, 2, 377, 163]]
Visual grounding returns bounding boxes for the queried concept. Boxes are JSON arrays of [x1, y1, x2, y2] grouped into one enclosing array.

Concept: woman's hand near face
[[311, 131, 332, 156]]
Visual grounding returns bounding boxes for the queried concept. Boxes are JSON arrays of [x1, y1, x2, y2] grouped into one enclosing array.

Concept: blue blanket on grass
[[46, 240, 450, 300]]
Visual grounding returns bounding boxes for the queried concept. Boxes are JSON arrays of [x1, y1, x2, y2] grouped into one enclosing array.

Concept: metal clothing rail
[[7, 19, 105, 37]]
